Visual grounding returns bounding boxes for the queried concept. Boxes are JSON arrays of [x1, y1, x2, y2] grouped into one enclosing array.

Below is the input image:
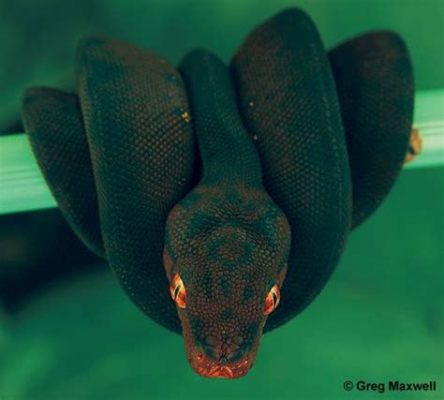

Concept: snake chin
[[189, 351, 253, 379]]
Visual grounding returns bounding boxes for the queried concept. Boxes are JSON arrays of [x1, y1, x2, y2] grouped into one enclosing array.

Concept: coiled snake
[[22, 8, 416, 378]]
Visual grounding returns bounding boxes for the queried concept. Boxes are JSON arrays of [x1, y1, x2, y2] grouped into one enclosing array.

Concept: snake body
[[21, 9, 414, 378]]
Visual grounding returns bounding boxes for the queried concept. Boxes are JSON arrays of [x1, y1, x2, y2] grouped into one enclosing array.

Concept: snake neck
[[180, 49, 262, 188]]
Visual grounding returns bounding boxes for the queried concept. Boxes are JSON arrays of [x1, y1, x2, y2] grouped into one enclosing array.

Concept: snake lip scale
[[21, 8, 414, 378]]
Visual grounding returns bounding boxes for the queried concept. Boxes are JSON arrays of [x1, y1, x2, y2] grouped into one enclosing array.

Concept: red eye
[[170, 273, 186, 309], [263, 284, 280, 315]]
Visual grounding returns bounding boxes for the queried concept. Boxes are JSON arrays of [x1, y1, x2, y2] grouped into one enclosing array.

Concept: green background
[[0, 0, 443, 399]]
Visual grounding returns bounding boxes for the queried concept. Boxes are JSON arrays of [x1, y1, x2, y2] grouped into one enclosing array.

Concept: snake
[[21, 8, 414, 378]]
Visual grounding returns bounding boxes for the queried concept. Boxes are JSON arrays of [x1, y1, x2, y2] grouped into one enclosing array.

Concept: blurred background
[[0, 0, 443, 399]]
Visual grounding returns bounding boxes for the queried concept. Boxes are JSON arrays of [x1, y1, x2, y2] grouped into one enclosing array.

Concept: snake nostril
[[201, 344, 218, 360]]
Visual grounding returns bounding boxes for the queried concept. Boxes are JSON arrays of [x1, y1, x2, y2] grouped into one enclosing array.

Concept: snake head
[[163, 185, 291, 378]]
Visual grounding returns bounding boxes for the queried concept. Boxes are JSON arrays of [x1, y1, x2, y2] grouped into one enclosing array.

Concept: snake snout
[[202, 338, 246, 363], [187, 334, 257, 379], [190, 347, 253, 379]]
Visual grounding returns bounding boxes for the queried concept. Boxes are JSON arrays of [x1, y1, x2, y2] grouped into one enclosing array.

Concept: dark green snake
[[21, 8, 414, 378]]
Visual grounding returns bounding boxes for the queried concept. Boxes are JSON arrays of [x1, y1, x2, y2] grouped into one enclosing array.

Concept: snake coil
[[21, 7, 413, 377]]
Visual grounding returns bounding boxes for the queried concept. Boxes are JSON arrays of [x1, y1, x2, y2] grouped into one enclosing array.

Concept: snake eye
[[170, 273, 186, 309], [263, 284, 280, 315]]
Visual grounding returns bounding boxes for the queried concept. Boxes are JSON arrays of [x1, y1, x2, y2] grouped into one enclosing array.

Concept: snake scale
[[21, 8, 414, 378]]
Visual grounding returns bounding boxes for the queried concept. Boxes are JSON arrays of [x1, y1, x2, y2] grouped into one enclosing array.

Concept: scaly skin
[[21, 8, 414, 378], [164, 185, 290, 377]]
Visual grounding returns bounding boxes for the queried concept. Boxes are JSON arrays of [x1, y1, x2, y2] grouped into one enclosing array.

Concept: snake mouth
[[190, 351, 252, 379], [178, 307, 263, 379]]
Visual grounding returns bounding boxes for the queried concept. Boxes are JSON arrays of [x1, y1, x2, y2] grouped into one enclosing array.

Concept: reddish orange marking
[[170, 273, 187, 309], [263, 284, 280, 315]]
